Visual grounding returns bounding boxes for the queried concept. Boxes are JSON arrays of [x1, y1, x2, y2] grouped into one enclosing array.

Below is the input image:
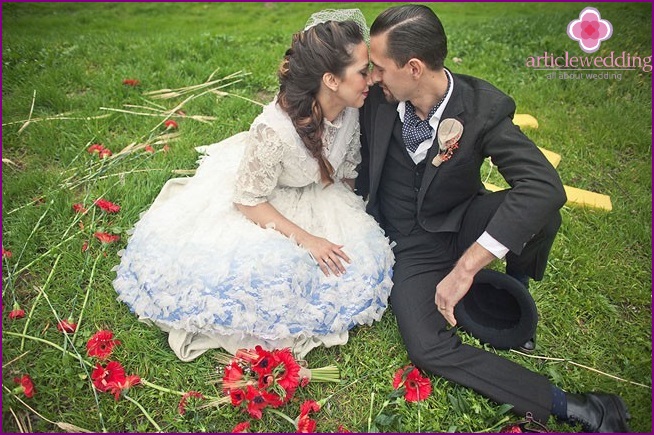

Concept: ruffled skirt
[[113, 132, 394, 360]]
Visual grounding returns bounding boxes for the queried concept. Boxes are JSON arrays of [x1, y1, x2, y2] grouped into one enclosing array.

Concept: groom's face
[[369, 33, 412, 103]]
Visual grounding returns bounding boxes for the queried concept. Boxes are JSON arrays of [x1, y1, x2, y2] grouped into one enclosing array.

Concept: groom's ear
[[407, 58, 424, 79], [322, 72, 339, 92]]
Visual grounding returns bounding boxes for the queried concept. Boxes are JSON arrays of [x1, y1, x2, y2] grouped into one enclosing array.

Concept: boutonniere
[[432, 118, 464, 167]]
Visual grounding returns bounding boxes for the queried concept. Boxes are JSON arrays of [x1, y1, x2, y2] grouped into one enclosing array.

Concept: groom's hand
[[435, 242, 496, 326], [435, 267, 474, 326]]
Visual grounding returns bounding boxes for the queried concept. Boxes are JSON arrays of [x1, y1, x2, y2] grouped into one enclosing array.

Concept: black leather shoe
[[518, 337, 536, 353], [565, 392, 631, 433]]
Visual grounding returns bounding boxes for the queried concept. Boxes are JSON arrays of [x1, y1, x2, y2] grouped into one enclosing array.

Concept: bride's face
[[332, 42, 371, 109]]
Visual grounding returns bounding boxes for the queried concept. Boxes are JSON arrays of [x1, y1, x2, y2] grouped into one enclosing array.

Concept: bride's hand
[[302, 235, 351, 277]]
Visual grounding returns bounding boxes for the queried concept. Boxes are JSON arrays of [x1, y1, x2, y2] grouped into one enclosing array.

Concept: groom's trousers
[[385, 190, 562, 422]]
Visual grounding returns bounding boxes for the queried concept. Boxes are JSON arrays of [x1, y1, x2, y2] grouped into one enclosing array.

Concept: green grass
[[2, 2, 651, 433]]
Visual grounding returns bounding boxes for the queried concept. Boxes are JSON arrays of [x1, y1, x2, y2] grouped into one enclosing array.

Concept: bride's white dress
[[112, 101, 394, 361]]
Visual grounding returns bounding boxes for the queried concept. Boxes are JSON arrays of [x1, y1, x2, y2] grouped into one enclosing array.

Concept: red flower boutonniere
[[432, 118, 464, 167]]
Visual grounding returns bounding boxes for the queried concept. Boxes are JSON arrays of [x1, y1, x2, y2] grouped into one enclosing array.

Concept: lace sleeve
[[232, 122, 285, 206], [337, 119, 362, 180]]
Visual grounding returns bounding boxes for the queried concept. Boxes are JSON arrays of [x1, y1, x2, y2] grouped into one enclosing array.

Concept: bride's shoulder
[[250, 101, 296, 139]]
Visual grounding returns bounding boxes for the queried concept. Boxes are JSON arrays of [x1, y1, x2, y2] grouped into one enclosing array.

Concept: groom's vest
[[378, 121, 427, 236]]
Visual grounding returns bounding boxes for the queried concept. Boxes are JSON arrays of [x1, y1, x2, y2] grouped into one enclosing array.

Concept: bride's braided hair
[[277, 21, 364, 185]]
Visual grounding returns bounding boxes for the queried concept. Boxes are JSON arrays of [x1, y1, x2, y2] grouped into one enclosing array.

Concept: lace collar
[[324, 109, 345, 128]]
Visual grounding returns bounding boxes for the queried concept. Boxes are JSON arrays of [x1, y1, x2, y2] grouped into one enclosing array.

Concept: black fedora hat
[[454, 269, 538, 350]]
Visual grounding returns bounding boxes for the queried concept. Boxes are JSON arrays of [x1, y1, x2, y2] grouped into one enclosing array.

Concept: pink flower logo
[[567, 7, 613, 53]]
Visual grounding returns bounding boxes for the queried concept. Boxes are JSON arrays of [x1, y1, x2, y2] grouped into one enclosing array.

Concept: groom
[[356, 4, 631, 432]]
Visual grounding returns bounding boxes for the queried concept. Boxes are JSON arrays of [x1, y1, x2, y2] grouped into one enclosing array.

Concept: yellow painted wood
[[537, 147, 561, 168], [483, 182, 612, 211], [487, 113, 610, 211], [563, 185, 613, 211], [513, 113, 539, 129]]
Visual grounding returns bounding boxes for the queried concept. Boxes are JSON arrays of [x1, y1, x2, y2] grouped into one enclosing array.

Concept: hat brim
[[454, 269, 538, 350]]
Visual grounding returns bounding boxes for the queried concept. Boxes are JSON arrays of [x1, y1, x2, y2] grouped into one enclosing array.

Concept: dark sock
[[506, 266, 530, 289], [550, 386, 568, 419]]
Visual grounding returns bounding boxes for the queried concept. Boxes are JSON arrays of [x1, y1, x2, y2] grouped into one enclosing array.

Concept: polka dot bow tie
[[402, 73, 451, 153], [402, 102, 438, 153]]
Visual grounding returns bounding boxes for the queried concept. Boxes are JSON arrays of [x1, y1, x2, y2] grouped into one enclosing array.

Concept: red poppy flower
[[392, 365, 432, 402], [164, 119, 178, 130], [337, 425, 352, 433], [178, 391, 204, 415], [14, 374, 35, 398], [107, 374, 141, 400], [91, 361, 126, 392], [144, 144, 155, 153], [94, 232, 120, 244], [87, 144, 105, 154], [94, 199, 121, 213], [57, 319, 78, 333], [251, 345, 277, 377], [244, 385, 268, 419], [9, 303, 25, 320], [229, 388, 246, 407], [87, 329, 121, 359], [122, 79, 140, 86], [81, 241, 89, 252], [99, 148, 112, 159], [2, 247, 12, 259], [232, 422, 250, 433], [72, 203, 87, 214]]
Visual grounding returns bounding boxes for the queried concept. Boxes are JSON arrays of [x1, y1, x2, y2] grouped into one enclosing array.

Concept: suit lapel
[[417, 78, 465, 209], [370, 103, 399, 200]]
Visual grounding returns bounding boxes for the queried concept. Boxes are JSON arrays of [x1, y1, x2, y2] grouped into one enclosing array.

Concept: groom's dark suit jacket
[[357, 74, 566, 255]]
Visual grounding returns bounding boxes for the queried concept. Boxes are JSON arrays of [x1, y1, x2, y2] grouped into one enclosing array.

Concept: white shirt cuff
[[477, 231, 510, 259]]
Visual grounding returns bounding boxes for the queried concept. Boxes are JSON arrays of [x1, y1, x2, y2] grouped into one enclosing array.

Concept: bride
[[113, 9, 394, 361]]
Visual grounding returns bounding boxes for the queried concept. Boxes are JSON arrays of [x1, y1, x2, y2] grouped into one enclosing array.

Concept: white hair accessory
[[304, 8, 370, 43]]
